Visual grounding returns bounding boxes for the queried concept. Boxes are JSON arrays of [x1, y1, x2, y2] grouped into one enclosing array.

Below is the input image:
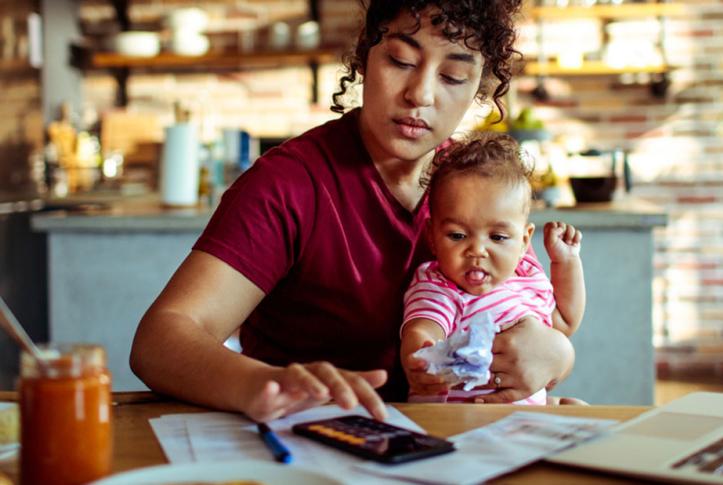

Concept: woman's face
[[428, 173, 534, 296], [358, 9, 483, 165]]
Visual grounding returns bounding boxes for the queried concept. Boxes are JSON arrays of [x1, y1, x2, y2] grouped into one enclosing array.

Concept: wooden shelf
[[86, 47, 342, 71], [524, 60, 671, 76], [0, 59, 39, 73], [527, 2, 687, 20]]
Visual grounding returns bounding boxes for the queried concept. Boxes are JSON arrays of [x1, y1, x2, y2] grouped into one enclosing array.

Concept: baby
[[400, 132, 585, 404]]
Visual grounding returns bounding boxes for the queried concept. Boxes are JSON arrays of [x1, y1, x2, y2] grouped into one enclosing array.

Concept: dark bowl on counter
[[569, 176, 617, 203]]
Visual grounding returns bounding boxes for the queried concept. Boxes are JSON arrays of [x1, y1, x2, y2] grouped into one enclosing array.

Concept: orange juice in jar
[[19, 344, 112, 485]]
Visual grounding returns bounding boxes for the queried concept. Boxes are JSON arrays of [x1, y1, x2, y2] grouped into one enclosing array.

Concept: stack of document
[[150, 406, 617, 485]]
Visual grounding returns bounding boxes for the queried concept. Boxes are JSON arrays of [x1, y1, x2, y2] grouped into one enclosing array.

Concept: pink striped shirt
[[402, 254, 555, 405]]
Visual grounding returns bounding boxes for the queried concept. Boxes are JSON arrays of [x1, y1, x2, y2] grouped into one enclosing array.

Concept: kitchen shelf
[[0, 59, 39, 73], [527, 3, 687, 20], [521, 1, 682, 97], [524, 61, 672, 76], [71, 44, 343, 106], [86, 47, 342, 71], [72, 0, 332, 106]]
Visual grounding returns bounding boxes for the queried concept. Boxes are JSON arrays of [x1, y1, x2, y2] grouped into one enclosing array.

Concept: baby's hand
[[402, 346, 449, 395], [544, 221, 582, 262]]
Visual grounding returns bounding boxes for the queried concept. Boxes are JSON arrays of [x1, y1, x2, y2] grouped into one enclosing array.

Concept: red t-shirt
[[194, 109, 433, 400]]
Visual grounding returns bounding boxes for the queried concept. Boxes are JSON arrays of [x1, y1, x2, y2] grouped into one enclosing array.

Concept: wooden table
[[0, 391, 649, 484]]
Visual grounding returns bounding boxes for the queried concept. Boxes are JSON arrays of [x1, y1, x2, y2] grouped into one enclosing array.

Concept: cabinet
[[521, 2, 687, 96]]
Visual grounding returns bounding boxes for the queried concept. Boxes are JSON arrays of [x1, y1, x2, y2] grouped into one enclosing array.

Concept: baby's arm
[[544, 222, 585, 336], [400, 319, 448, 395]]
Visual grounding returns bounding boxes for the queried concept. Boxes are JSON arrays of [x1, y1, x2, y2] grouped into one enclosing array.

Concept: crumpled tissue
[[412, 313, 496, 391]]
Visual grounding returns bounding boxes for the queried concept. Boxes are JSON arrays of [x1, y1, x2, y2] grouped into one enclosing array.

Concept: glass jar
[[19, 344, 112, 485]]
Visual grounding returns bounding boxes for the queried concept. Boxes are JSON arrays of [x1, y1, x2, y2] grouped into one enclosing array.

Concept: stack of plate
[[113, 31, 160, 57]]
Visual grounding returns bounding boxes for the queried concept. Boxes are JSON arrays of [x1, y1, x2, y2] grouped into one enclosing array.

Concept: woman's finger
[[342, 370, 387, 420], [246, 380, 308, 422], [283, 363, 329, 399], [309, 361, 358, 409], [279, 393, 332, 418], [475, 388, 527, 404], [474, 370, 512, 390], [356, 369, 387, 389]]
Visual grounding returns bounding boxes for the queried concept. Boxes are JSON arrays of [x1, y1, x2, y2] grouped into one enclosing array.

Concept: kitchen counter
[[31, 195, 667, 404], [31, 194, 667, 231]]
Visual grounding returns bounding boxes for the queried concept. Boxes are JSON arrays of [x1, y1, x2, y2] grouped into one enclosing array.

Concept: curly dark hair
[[331, 0, 522, 118], [424, 132, 534, 215]]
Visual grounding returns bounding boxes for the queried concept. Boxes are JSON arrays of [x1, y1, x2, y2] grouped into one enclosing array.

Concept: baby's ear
[[522, 222, 535, 256]]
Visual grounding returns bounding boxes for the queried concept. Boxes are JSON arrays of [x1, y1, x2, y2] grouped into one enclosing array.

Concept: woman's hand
[[474, 317, 574, 404], [241, 362, 388, 422]]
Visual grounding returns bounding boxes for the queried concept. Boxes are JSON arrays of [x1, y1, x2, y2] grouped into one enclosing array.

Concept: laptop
[[548, 392, 723, 483]]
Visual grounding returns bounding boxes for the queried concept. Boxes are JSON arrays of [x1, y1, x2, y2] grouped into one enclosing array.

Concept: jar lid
[[21, 343, 106, 379]]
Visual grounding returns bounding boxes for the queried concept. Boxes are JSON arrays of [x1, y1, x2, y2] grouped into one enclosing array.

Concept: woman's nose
[[404, 70, 435, 107]]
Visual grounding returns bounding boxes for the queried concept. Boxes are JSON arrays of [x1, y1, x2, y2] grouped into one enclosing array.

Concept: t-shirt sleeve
[[193, 153, 314, 294], [401, 275, 459, 337]]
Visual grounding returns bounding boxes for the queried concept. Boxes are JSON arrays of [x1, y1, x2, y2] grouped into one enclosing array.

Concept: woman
[[130, 0, 575, 422]]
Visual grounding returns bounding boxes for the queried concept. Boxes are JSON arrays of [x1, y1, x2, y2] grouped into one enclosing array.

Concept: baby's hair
[[424, 132, 534, 214], [332, 0, 522, 119]]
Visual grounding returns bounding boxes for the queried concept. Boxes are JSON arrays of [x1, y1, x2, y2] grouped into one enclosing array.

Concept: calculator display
[[291, 415, 455, 464]]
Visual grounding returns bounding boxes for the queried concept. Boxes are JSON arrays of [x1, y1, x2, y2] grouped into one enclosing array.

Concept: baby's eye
[[490, 234, 509, 242], [447, 232, 466, 241]]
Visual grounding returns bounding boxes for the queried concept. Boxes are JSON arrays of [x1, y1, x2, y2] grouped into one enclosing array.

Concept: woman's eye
[[389, 56, 415, 69], [442, 74, 466, 85], [447, 232, 466, 241]]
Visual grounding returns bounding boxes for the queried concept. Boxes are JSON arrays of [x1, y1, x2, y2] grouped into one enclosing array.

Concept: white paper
[[355, 411, 619, 485], [149, 416, 194, 463], [149, 406, 616, 485], [413, 314, 496, 390], [151, 405, 420, 484], [149, 412, 240, 463]]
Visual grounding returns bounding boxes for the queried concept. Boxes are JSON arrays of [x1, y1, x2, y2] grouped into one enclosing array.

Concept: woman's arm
[[474, 317, 575, 404], [130, 250, 388, 421]]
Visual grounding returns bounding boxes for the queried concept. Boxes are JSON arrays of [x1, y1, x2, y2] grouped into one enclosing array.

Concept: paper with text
[[355, 411, 618, 485]]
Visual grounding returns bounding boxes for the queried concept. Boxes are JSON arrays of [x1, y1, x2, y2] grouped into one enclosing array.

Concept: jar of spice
[[19, 344, 112, 485]]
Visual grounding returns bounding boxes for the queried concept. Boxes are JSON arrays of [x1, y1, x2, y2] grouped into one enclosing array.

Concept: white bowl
[[113, 31, 160, 57], [166, 8, 209, 32], [170, 32, 210, 56]]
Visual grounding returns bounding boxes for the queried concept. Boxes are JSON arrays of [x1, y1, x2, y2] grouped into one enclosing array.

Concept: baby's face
[[428, 173, 533, 295]]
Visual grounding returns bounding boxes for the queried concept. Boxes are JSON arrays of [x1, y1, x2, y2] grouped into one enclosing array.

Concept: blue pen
[[257, 422, 293, 464]]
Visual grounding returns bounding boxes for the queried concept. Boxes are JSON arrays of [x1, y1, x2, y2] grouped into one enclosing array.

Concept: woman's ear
[[521, 222, 535, 257]]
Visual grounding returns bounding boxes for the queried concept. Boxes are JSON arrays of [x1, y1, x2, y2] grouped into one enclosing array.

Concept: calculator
[[291, 415, 455, 464]]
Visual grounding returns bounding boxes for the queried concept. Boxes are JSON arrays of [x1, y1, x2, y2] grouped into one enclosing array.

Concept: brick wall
[[513, 1, 723, 371]]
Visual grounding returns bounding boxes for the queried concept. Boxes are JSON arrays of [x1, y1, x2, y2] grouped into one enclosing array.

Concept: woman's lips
[[394, 118, 431, 140]]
